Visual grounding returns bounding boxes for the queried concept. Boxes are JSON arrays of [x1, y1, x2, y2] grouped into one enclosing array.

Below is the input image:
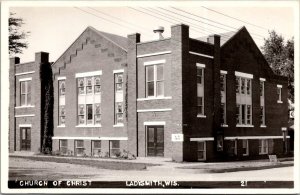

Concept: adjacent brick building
[[9, 23, 290, 161]]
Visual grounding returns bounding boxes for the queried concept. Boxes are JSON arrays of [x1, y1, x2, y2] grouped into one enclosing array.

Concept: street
[[9, 156, 294, 182]]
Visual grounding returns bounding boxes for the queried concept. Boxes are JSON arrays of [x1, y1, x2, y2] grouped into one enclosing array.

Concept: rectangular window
[[197, 66, 205, 116], [246, 105, 252, 124], [236, 104, 241, 124], [242, 140, 249, 156], [59, 139, 68, 155], [220, 73, 226, 125], [235, 77, 240, 93], [78, 104, 85, 124], [114, 72, 124, 125], [20, 81, 31, 106], [86, 77, 93, 94], [110, 140, 120, 157], [277, 86, 282, 102], [94, 104, 101, 125], [86, 104, 93, 125], [220, 103, 226, 125], [77, 75, 101, 126], [115, 103, 123, 124], [259, 139, 268, 154], [197, 97, 204, 115], [146, 64, 164, 97], [94, 76, 101, 94], [220, 74, 226, 92], [59, 106, 66, 125], [75, 140, 84, 156], [268, 139, 274, 154], [241, 78, 246, 94], [236, 104, 252, 125], [92, 140, 101, 156], [197, 68, 203, 84], [197, 141, 206, 161], [260, 106, 265, 125], [260, 81, 265, 126], [228, 140, 237, 156], [241, 104, 246, 124], [115, 73, 123, 91], [260, 81, 264, 97], [246, 79, 251, 95], [58, 80, 66, 126]]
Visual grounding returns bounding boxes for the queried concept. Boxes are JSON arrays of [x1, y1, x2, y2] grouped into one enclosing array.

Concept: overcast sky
[[9, 2, 296, 62]]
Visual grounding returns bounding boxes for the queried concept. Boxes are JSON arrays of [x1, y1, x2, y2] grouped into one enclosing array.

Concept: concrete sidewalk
[[9, 152, 293, 173]]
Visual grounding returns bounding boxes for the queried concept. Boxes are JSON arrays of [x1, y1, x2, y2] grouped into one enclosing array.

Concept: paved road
[[9, 156, 294, 182]]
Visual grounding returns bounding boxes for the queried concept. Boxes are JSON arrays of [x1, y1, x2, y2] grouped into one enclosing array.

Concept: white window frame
[[110, 140, 121, 157], [242, 139, 249, 156], [220, 72, 227, 126], [145, 64, 164, 98], [58, 80, 66, 127], [260, 80, 266, 126], [114, 72, 124, 125], [92, 140, 101, 157], [197, 65, 205, 117], [20, 80, 31, 106], [197, 141, 206, 161], [76, 74, 101, 127], [277, 85, 282, 103], [75, 140, 85, 156], [259, 139, 268, 154], [59, 139, 68, 155], [236, 104, 252, 126]]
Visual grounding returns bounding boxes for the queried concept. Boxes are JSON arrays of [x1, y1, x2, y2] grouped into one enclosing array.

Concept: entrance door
[[147, 126, 164, 156], [20, 127, 31, 151]]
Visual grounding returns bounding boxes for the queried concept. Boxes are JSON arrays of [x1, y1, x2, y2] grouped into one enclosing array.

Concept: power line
[[158, 7, 234, 33], [148, 7, 223, 36], [74, 7, 151, 38], [201, 6, 269, 31], [141, 7, 212, 36], [87, 7, 153, 37], [168, 7, 264, 40], [129, 7, 232, 41], [170, 7, 237, 31]]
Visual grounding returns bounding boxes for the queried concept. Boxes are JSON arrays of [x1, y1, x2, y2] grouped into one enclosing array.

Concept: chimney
[[153, 26, 164, 40]]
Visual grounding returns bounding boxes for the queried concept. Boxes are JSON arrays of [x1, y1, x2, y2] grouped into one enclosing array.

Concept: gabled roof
[[52, 26, 128, 67], [89, 26, 128, 51], [196, 28, 241, 46]]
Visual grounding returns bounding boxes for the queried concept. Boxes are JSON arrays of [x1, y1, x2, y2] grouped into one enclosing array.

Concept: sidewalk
[[9, 152, 293, 173]]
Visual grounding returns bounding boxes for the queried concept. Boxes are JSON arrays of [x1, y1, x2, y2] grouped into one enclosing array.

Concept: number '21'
[[241, 180, 248, 187]]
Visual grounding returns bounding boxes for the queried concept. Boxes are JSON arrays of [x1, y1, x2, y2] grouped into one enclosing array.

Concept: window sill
[[221, 124, 228, 127], [113, 124, 124, 127], [76, 125, 102, 128], [197, 114, 206, 118], [259, 153, 268, 155], [15, 105, 35, 109], [260, 125, 267, 128], [57, 125, 65, 128], [236, 124, 254, 128], [277, 100, 283, 104], [137, 96, 172, 101]]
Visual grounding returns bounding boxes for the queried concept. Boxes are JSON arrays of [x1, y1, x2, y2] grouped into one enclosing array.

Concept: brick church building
[[9, 23, 290, 161]]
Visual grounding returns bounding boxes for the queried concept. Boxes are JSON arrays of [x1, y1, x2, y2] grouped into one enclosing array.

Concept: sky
[[8, 2, 296, 63]]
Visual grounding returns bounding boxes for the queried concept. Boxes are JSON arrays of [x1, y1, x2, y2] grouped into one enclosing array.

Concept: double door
[[20, 127, 31, 151], [147, 126, 164, 157]]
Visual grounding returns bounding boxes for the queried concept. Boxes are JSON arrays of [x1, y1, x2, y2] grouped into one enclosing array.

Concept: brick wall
[[52, 27, 128, 156]]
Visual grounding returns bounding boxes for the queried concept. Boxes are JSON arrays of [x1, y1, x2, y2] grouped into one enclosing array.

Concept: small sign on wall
[[172, 134, 184, 142]]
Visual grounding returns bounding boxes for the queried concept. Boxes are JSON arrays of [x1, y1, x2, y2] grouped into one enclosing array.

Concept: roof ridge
[[88, 26, 128, 52]]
